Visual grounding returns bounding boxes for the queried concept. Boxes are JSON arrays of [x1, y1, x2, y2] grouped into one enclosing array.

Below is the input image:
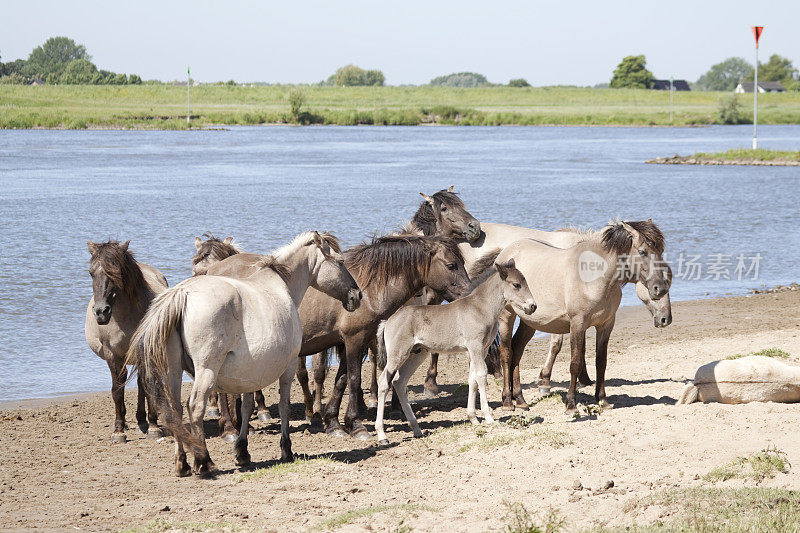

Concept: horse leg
[[312, 351, 328, 421], [393, 351, 427, 439], [135, 371, 149, 434], [510, 321, 536, 410], [296, 356, 314, 422], [166, 351, 190, 477], [375, 364, 394, 445], [234, 392, 255, 466], [565, 320, 587, 414], [595, 320, 615, 408], [206, 391, 220, 419], [187, 367, 216, 476], [106, 356, 127, 444], [497, 308, 516, 411], [343, 335, 370, 440], [322, 345, 348, 437], [423, 353, 440, 398], [539, 334, 563, 393], [138, 372, 163, 439], [254, 389, 271, 423], [468, 344, 494, 425], [217, 392, 238, 443], [279, 356, 298, 462], [367, 348, 379, 408]]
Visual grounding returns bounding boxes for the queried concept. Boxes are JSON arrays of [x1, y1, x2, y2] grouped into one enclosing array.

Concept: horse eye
[[639, 250, 647, 257], [440, 205, 447, 212], [513, 283, 521, 290], [446, 263, 457, 270]]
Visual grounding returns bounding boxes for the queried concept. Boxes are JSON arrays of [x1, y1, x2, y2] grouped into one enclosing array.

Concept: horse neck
[[469, 272, 506, 320], [368, 272, 428, 318], [273, 248, 315, 307]]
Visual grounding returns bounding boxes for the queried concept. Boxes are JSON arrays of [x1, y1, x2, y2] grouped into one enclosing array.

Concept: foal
[[85, 240, 167, 443], [375, 252, 536, 444]]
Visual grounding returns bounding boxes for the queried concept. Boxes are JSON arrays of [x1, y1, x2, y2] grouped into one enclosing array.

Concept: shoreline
[[647, 154, 800, 166], [3, 286, 795, 411]]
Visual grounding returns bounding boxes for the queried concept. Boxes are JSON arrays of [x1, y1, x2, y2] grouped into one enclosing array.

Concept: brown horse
[[84, 240, 167, 443], [309, 187, 482, 415]]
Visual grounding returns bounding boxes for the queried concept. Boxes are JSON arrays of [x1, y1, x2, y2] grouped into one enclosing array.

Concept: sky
[[2, 1, 797, 86]]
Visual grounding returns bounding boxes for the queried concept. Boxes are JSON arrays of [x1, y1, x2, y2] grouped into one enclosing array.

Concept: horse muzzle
[[522, 301, 537, 315], [653, 313, 672, 328], [462, 222, 481, 242], [344, 289, 362, 312]]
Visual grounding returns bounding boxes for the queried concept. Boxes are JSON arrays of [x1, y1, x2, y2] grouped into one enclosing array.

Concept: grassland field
[[2, 85, 799, 129]]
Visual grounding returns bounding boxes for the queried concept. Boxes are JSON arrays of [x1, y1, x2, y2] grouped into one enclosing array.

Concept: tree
[[329, 64, 385, 86], [695, 57, 753, 91], [129, 74, 142, 85], [26, 36, 90, 79], [508, 78, 530, 87], [745, 54, 798, 85], [429, 72, 488, 87], [60, 59, 99, 84], [609, 55, 653, 89]]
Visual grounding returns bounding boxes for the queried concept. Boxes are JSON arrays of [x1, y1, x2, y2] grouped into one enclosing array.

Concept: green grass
[[2, 85, 799, 129], [694, 148, 800, 163], [703, 447, 790, 483], [727, 347, 792, 360], [502, 502, 565, 533], [604, 487, 800, 532], [309, 503, 437, 531], [123, 518, 242, 532], [233, 456, 338, 483]]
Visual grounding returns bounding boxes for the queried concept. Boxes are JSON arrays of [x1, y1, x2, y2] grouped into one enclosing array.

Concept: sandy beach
[[1, 290, 799, 531]]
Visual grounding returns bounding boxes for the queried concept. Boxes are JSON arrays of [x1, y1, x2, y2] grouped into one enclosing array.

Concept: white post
[[752, 47, 758, 149], [670, 76, 674, 124], [187, 66, 191, 127]]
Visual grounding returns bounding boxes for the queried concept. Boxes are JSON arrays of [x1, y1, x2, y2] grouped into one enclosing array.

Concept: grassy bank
[[648, 147, 800, 166], [2, 85, 800, 129]]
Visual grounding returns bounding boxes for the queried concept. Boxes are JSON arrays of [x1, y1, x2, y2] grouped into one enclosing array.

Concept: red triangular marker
[[752, 26, 764, 47]]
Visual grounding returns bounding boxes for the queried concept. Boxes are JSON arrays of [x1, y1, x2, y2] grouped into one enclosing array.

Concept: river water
[[1, 125, 798, 401]]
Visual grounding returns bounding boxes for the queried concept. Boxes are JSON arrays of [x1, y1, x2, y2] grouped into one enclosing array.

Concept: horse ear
[[312, 231, 323, 246], [194, 237, 203, 251], [121, 240, 130, 252], [620, 221, 642, 246], [447, 185, 455, 192], [223, 236, 234, 245], [504, 258, 516, 271], [495, 259, 509, 280], [87, 241, 99, 255], [419, 192, 435, 206]]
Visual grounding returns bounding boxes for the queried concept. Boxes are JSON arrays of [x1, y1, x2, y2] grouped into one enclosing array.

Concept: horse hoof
[[206, 407, 221, 419], [599, 400, 613, 410], [538, 387, 551, 395], [110, 433, 127, 444], [137, 423, 149, 435], [500, 404, 515, 412], [176, 464, 192, 477], [350, 427, 372, 441], [378, 439, 389, 446], [147, 427, 164, 439], [257, 411, 272, 423], [326, 427, 349, 438], [514, 401, 530, 411], [235, 453, 251, 467], [222, 433, 237, 444], [366, 398, 378, 409], [423, 388, 438, 399], [196, 462, 217, 478]]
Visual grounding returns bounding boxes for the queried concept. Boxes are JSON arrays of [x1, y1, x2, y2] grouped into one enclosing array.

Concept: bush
[[717, 94, 743, 124], [60, 59, 99, 84], [129, 74, 142, 85], [508, 78, 530, 87], [429, 72, 488, 87], [287, 88, 306, 121], [610, 55, 654, 89], [0, 72, 30, 84]]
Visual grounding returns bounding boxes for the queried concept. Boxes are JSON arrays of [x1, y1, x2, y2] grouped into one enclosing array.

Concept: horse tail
[[486, 331, 502, 378], [677, 382, 699, 404], [376, 320, 388, 371], [126, 286, 204, 455]]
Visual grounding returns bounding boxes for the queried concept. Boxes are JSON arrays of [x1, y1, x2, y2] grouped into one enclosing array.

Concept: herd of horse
[[85, 187, 672, 477]]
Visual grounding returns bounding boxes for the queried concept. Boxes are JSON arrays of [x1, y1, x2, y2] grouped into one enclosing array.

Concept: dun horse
[[375, 251, 536, 444], [497, 220, 669, 412], [85, 240, 167, 443], [127, 232, 362, 476]]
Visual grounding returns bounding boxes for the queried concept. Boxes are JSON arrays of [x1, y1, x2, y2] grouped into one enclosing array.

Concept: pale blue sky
[[2, 1, 796, 85]]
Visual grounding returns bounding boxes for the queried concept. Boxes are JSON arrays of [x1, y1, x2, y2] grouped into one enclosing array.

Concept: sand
[[1, 290, 799, 531]]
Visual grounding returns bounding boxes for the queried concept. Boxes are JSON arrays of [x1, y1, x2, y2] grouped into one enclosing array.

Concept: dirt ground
[[1, 290, 799, 531]]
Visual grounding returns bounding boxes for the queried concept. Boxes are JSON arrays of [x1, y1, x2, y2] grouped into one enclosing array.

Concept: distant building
[[734, 81, 786, 93], [31, 75, 44, 86], [652, 79, 691, 91]]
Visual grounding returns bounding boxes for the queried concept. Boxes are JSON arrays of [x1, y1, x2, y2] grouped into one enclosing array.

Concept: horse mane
[[89, 240, 148, 311], [468, 248, 502, 282], [410, 190, 466, 236], [345, 234, 462, 291], [601, 220, 665, 255], [192, 233, 242, 267], [556, 225, 595, 239], [265, 231, 342, 284]]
